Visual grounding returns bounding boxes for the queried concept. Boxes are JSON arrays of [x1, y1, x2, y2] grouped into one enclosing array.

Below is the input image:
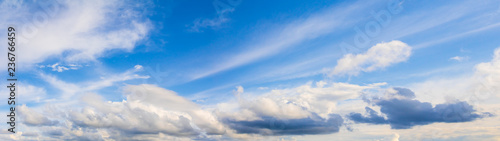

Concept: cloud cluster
[[70, 85, 226, 137], [11, 81, 388, 140], [329, 40, 411, 76], [16, 84, 227, 140], [348, 87, 491, 129], [217, 82, 385, 135], [10, 80, 496, 140]]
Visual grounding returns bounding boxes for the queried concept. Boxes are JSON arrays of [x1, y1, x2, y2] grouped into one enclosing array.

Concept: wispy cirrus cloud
[[38, 63, 83, 72], [189, 0, 241, 32], [40, 65, 149, 101], [188, 1, 369, 81]]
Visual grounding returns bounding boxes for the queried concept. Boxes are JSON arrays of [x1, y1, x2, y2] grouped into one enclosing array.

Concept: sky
[[0, 0, 500, 140]]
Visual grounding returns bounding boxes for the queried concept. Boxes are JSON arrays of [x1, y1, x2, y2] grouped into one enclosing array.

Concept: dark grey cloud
[[347, 107, 388, 124], [392, 87, 415, 99], [377, 99, 488, 129], [224, 114, 343, 135], [45, 130, 63, 136], [349, 87, 492, 129]]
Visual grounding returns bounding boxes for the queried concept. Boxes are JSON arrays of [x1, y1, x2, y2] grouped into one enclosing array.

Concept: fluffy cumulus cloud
[[18, 105, 58, 126], [0, 0, 150, 67], [217, 82, 386, 135], [348, 87, 492, 129], [70, 85, 226, 137], [15, 84, 228, 140], [7, 46, 499, 141], [7, 74, 498, 140], [10, 81, 385, 140], [473, 48, 500, 99], [329, 40, 411, 76]]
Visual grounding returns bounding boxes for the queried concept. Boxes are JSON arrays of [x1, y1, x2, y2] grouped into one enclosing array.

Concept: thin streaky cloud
[[188, 1, 370, 81]]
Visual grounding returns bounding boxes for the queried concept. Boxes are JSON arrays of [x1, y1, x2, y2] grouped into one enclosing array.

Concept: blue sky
[[1, 0, 500, 140]]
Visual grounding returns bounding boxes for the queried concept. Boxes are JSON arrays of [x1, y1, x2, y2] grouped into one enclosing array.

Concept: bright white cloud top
[[329, 40, 411, 76], [1, 0, 500, 140]]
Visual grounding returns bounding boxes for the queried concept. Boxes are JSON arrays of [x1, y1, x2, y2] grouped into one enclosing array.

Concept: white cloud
[[450, 56, 469, 62], [329, 40, 411, 76], [50, 63, 69, 72], [42, 63, 83, 72], [71, 85, 226, 136], [0, 0, 150, 68]]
